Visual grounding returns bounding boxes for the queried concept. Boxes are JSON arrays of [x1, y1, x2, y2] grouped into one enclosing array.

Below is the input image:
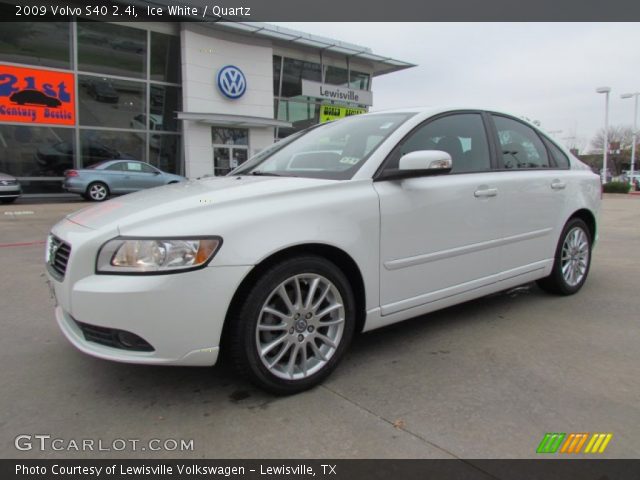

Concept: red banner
[[0, 64, 75, 126]]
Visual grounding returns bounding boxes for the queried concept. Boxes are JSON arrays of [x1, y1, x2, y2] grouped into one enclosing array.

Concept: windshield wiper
[[250, 171, 285, 177]]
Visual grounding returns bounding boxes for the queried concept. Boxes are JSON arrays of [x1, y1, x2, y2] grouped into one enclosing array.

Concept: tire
[[1, 197, 17, 204], [228, 255, 356, 395], [537, 218, 592, 295], [86, 182, 109, 202]]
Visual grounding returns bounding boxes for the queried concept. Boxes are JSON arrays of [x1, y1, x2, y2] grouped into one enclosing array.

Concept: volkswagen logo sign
[[216, 65, 246, 99]]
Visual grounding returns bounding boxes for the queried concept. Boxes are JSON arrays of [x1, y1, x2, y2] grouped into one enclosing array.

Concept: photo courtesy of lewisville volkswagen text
[[0, 0, 639, 478]]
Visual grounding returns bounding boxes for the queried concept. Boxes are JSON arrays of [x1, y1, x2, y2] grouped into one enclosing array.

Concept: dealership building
[[0, 19, 413, 194]]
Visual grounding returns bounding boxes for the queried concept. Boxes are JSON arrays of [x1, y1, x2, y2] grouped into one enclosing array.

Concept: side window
[[388, 114, 491, 174], [492, 116, 550, 169], [125, 162, 143, 172], [139, 163, 156, 173], [105, 162, 123, 171], [544, 139, 571, 169]]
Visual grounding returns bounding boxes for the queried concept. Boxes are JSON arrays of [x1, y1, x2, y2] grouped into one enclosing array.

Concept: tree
[[589, 125, 636, 175]]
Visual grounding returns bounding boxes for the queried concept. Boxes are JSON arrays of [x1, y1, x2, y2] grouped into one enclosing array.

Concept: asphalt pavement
[[0, 195, 638, 459]]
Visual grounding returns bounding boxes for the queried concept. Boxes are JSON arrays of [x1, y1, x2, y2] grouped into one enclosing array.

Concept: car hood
[[0, 172, 17, 181], [65, 175, 337, 231]]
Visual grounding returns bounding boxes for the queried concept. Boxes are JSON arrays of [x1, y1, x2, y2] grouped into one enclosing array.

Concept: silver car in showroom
[[0, 172, 22, 204], [63, 160, 185, 201]]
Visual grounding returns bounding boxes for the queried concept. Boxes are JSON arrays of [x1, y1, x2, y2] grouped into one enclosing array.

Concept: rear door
[[374, 112, 504, 315], [487, 114, 571, 278]]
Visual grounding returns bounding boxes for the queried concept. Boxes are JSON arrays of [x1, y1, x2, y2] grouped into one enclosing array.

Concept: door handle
[[551, 180, 566, 190], [474, 187, 498, 198]]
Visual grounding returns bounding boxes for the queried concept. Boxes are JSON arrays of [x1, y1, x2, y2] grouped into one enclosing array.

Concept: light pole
[[596, 87, 611, 184], [621, 92, 639, 187]]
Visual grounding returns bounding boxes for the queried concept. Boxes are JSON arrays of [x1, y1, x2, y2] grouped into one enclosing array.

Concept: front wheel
[[228, 255, 356, 395], [86, 182, 109, 202], [537, 218, 592, 295]]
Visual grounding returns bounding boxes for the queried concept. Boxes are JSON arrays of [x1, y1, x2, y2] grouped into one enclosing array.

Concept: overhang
[[177, 112, 292, 128]]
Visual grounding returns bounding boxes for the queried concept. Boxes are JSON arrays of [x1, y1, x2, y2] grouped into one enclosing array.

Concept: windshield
[[233, 113, 413, 180]]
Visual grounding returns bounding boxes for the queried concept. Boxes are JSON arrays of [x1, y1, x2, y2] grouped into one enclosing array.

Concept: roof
[[208, 22, 416, 76]]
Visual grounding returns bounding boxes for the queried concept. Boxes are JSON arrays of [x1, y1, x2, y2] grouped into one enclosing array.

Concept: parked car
[[47, 108, 600, 394], [9, 89, 61, 108], [0, 172, 21, 204], [62, 160, 185, 201], [85, 78, 119, 103]]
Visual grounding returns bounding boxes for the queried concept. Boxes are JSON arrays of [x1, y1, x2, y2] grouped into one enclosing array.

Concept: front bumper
[[0, 186, 21, 198], [48, 224, 252, 366]]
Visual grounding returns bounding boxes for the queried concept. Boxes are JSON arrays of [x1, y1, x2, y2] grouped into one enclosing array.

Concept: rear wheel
[[228, 255, 356, 395], [86, 182, 109, 202], [537, 218, 592, 295]]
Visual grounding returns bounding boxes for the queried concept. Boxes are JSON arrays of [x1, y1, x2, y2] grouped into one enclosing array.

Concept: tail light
[[65, 170, 79, 177]]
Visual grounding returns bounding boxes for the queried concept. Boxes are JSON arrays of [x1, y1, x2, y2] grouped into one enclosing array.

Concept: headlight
[[96, 237, 222, 274]]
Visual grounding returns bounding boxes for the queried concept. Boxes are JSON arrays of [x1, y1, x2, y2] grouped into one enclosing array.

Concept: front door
[[374, 112, 503, 315], [212, 127, 249, 176]]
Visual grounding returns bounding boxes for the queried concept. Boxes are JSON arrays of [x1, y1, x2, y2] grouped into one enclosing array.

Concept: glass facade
[[0, 21, 182, 194], [273, 55, 371, 139]]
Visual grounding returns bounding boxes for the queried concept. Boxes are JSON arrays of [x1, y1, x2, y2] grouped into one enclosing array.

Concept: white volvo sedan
[[47, 108, 601, 394]]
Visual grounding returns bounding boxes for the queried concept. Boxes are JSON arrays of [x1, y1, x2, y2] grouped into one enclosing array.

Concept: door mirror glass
[[399, 150, 452, 173]]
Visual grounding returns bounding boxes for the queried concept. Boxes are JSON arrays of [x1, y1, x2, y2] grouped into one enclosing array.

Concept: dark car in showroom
[[9, 90, 62, 108], [85, 78, 119, 103]]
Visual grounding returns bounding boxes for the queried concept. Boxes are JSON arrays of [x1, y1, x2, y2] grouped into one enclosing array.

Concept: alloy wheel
[[561, 227, 589, 287], [255, 273, 345, 381]]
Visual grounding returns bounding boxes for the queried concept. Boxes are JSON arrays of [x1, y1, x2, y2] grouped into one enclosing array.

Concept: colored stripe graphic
[[584, 433, 613, 453], [538, 433, 613, 454], [559, 433, 589, 453], [536, 433, 566, 453]]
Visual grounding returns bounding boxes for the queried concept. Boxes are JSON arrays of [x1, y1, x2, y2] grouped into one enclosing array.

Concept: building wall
[[180, 24, 275, 179]]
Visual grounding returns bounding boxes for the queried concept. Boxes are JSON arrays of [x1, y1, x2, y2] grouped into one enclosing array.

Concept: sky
[[273, 23, 640, 153]]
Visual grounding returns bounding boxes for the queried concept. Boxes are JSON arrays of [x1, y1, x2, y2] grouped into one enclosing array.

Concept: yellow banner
[[319, 105, 366, 123]]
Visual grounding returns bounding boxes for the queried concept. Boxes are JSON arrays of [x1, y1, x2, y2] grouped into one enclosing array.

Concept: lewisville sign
[[301, 80, 373, 106]]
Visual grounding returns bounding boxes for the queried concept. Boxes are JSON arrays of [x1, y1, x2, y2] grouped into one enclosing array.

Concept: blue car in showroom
[[63, 160, 185, 201]]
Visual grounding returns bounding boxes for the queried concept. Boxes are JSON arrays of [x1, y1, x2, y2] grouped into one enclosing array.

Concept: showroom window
[[77, 21, 147, 79], [0, 21, 183, 194], [150, 31, 181, 84], [75, 24, 182, 171], [78, 75, 146, 129], [281, 57, 322, 98], [79, 129, 144, 167], [324, 65, 348, 86], [0, 124, 75, 178], [0, 22, 71, 69], [493, 115, 551, 169], [212, 127, 249, 176]]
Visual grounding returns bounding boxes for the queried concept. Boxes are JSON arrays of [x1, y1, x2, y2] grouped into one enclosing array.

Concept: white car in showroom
[[47, 108, 600, 394]]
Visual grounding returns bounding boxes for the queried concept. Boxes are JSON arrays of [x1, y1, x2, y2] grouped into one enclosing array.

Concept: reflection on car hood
[[0, 172, 17, 181], [66, 175, 336, 231]]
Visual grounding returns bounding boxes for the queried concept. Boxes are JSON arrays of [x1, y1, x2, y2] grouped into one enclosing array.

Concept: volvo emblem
[[216, 65, 247, 99]]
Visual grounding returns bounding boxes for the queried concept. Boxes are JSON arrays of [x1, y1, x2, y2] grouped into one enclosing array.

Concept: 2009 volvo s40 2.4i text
[[47, 108, 600, 394]]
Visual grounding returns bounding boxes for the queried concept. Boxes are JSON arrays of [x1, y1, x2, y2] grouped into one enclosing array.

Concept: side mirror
[[377, 150, 453, 181], [399, 150, 452, 172]]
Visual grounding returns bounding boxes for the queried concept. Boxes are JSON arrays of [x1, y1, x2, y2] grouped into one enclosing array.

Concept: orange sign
[[0, 64, 75, 126]]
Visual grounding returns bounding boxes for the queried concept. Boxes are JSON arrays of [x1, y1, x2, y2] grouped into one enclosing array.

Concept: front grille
[[0, 179, 17, 186], [75, 320, 155, 352], [47, 236, 71, 280]]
